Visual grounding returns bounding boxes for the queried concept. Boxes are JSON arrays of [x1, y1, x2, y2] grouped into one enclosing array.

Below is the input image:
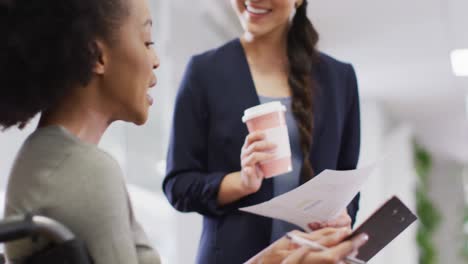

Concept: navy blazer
[[163, 39, 361, 264]]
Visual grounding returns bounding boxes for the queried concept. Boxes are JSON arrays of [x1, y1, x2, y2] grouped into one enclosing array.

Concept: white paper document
[[239, 165, 376, 231]]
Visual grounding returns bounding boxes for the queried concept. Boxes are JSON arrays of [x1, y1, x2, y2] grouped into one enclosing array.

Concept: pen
[[285, 233, 367, 264]]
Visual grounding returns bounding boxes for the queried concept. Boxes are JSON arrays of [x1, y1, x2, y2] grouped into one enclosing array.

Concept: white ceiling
[[308, 0, 468, 162], [309, 0, 467, 113]]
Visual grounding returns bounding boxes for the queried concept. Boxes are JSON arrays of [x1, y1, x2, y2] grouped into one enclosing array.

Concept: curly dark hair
[[0, 0, 128, 130], [287, 0, 320, 183]]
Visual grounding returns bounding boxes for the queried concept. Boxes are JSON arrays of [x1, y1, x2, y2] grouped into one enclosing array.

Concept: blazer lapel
[[232, 39, 260, 109]]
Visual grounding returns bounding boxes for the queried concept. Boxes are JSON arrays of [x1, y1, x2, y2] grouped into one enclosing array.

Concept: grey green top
[[4, 126, 161, 264], [258, 96, 304, 243]]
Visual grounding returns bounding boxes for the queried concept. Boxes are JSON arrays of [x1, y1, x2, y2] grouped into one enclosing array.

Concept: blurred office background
[[1, 0, 468, 263]]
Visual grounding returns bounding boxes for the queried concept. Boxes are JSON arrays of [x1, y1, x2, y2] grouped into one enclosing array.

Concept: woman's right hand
[[217, 131, 276, 206], [240, 131, 276, 195], [261, 228, 368, 264], [245, 228, 368, 264]]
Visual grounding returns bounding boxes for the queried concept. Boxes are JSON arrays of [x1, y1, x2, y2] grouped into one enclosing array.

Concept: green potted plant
[[414, 144, 441, 264]]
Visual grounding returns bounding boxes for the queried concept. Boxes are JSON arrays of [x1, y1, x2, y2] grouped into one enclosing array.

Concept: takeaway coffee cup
[[242, 101, 292, 178]]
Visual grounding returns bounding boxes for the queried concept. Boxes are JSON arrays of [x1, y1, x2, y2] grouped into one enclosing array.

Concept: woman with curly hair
[[0, 0, 161, 262], [0, 0, 366, 262]]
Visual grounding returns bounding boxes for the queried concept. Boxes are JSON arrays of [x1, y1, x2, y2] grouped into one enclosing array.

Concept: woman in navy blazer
[[163, 0, 361, 263]]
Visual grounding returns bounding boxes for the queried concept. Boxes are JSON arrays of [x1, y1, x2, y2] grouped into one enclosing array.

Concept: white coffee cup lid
[[242, 101, 287, 123]]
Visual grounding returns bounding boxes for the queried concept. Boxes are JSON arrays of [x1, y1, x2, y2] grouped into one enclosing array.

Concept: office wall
[[430, 158, 465, 264], [358, 100, 418, 264]]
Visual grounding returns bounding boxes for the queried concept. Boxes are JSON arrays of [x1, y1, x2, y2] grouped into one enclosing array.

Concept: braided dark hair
[[287, 0, 319, 183], [0, 0, 128, 130]]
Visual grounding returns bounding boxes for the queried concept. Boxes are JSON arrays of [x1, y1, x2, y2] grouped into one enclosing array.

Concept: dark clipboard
[[348, 196, 417, 261]]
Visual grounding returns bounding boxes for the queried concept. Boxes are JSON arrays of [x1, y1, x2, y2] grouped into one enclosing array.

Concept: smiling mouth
[[244, 2, 271, 15]]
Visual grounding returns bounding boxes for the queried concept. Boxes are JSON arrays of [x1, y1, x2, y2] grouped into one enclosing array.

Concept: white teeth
[[246, 5, 269, 15]]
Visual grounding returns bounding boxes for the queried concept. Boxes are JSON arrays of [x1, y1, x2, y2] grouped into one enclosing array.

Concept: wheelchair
[[0, 214, 92, 264]]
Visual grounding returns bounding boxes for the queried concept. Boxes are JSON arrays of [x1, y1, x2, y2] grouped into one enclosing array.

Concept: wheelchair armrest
[[0, 215, 75, 243], [0, 215, 91, 264], [0, 215, 36, 243]]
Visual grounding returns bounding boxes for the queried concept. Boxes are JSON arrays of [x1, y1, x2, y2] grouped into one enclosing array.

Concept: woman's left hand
[[256, 228, 352, 264], [246, 228, 368, 264], [308, 211, 352, 231]]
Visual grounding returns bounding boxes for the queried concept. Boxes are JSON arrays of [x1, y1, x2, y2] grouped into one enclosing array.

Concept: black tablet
[[348, 196, 418, 261]]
